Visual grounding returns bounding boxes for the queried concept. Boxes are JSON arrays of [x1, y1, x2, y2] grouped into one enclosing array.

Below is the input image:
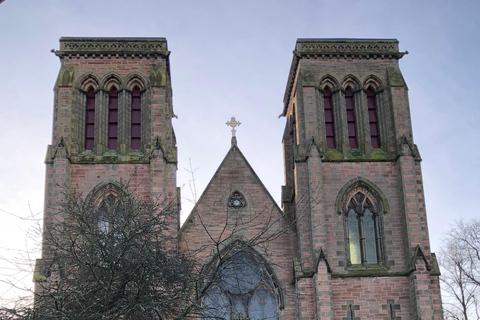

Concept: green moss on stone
[[324, 149, 344, 161], [371, 148, 389, 160]]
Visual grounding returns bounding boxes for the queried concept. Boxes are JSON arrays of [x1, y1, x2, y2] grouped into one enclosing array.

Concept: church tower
[[34, 37, 443, 319], [281, 39, 443, 319], [36, 37, 179, 288]]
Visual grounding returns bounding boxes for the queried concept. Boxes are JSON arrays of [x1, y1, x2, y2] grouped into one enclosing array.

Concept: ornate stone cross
[[226, 117, 241, 137]]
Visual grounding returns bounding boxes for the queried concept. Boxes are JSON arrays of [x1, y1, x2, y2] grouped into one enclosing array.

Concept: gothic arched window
[[131, 86, 142, 150], [97, 195, 122, 234], [203, 253, 278, 320], [345, 86, 358, 149], [108, 86, 119, 150], [85, 86, 96, 150], [323, 86, 336, 149], [367, 86, 380, 148], [341, 182, 384, 266]]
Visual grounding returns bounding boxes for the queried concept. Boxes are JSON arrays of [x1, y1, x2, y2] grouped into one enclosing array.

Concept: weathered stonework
[[36, 38, 443, 319]]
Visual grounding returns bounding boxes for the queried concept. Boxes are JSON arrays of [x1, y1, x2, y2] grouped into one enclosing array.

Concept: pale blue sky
[[1, 0, 479, 300]]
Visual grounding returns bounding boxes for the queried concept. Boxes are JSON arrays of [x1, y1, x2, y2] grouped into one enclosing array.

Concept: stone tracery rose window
[[228, 191, 246, 209]]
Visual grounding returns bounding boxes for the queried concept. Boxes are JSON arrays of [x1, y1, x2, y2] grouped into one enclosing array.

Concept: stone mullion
[[353, 90, 366, 154], [358, 215, 366, 264], [119, 90, 130, 155], [95, 90, 108, 155], [344, 215, 352, 265], [374, 215, 383, 263]]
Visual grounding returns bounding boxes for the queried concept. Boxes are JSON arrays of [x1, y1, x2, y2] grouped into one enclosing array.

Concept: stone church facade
[[36, 37, 443, 319]]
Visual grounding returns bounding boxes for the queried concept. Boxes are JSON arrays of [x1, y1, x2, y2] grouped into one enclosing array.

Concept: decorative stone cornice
[[282, 39, 407, 116], [54, 37, 169, 58], [295, 38, 404, 59]]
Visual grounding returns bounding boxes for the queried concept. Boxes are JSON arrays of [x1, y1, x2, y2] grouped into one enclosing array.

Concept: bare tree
[[440, 220, 480, 320], [1, 187, 199, 320], [1, 177, 314, 320]]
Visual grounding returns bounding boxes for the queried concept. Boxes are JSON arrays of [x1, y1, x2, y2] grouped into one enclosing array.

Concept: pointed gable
[[180, 139, 286, 246], [179, 140, 291, 258]]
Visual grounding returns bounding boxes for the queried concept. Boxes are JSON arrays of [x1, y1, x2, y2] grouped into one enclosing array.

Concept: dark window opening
[[85, 87, 95, 150], [323, 87, 335, 148], [345, 87, 358, 148], [367, 87, 380, 148], [131, 86, 141, 150], [108, 87, 119, 150]]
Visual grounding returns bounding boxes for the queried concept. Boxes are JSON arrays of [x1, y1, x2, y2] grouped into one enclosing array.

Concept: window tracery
[[341, 182, 384, 266], [228, 191, 246, 209], [202, 253, 278, 320]]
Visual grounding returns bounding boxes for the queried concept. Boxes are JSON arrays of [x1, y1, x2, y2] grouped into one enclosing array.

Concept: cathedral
[[35, 37, 444, 319]]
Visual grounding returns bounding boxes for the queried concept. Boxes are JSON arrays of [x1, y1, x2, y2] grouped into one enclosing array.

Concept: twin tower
[[38, 38, 443, 319]]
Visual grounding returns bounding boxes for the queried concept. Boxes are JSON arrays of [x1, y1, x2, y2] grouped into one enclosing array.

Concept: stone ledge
[[55, 37, 169, 58]]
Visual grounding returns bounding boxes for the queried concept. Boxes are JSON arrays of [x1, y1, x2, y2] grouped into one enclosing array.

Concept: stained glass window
[[228, 192, 246, 209], [203, 253, 278, 320], [343, 185, 383, 266]]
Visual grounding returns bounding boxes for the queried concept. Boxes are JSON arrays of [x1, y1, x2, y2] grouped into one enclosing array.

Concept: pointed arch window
[[323, 86, 335, 148], [108, 87, 119, 150], [85, 87, 95, 150], [131, 86, 142, 150], [367, 87, 380, 148], [342, 183, 383, 265], [202, 253, 278, 320], [345, 87, 358, 149]]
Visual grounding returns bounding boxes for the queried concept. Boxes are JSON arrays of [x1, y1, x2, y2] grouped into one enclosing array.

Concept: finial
[[226, 117, 241, 147], [226, 117, 241, 137]]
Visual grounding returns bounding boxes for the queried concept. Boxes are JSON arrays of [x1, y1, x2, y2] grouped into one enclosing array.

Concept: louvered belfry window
[[85, 87, 95, 150], [131, 86, 141, 150], [345, 87, 358, 149], [323, 87, 335, 148], [367, 87, 380, 148], [108, 87, 119, 150]]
